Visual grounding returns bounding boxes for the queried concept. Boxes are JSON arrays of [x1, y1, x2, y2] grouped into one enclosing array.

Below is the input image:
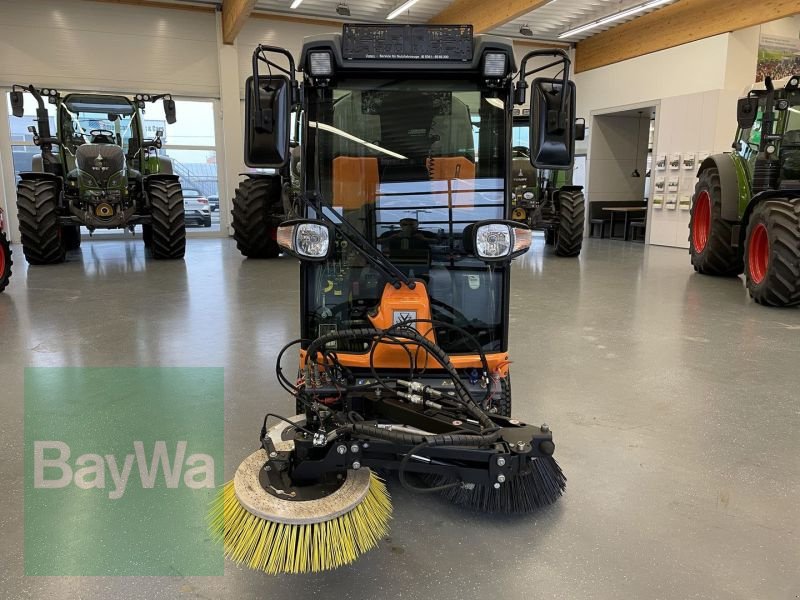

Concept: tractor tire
[[141, 224, 153, 248], [744, 200, 800, 307], [231, 177, 281, 259], [554, 189, 585, 257], [544, 228, 556, 246], [62, 225, 81, 250], [689, 168, 743, 276], [16, 178, 66, 265], [147, 179, 185, 259], [0, 233, 11, 293]]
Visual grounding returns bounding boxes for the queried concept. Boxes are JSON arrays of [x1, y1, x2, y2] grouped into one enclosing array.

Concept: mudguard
[[696, 154, 750, 221]]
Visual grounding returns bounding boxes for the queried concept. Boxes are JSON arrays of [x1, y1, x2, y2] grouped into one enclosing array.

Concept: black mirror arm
[[300, 194, 414, 290], [516, 49, 571, 113], [252, 45, 300, 131]]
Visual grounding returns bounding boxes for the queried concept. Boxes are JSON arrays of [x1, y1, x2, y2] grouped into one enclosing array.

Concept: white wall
[[588, 115, 650, 205], [0, 0, 220, 97]]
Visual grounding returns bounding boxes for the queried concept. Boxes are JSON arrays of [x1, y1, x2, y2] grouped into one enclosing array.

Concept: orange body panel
[[299, 281, 511, 376]]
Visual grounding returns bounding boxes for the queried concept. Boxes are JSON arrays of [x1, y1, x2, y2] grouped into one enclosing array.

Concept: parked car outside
[[182, 188, 211, 228]]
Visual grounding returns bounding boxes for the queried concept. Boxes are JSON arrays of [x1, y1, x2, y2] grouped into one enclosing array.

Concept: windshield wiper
[[303, 194, 415, 290]]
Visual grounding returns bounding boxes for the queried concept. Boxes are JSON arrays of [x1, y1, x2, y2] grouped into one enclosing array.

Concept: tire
[[554, 189, 585, 257], [689, 168, 743, 276], [147, 179, 185, 259], [231, 177, 281, 259], [544, 228, 556, 246], [204, 217, 212, 228], [744, 200, 800, 307], [16, 178, 65, 265], [0, 232, 11, 293], [62, 225, 81, 250]]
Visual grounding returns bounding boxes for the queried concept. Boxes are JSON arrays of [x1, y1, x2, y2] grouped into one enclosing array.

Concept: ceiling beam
[[428, 0, 553, 34], [575, 0, 800, 73], [222, 0, 257, 45]]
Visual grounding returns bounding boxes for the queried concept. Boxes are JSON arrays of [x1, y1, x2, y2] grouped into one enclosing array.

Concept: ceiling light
[[558, 0, 672, 39], [290, 0, 303, 8], [336, 3, 350, 16], [519, 24, 533, 37], [386, 0, 420, 20]]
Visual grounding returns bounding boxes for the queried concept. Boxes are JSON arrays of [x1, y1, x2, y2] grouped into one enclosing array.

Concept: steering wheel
[[90, 129, 115, 142], [428, 298, 492, 349]]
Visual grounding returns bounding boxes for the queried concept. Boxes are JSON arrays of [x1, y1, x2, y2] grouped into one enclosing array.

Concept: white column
[[0, 94, 20, 243], [215, 11, 245, 237]]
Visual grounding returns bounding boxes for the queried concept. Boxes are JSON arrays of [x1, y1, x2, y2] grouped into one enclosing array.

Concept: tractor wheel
[[0, 232, 11, 293], [147, 179, 185, 259], [554, 189, 585, 257], [544, 228, 556, 246], [62, 225, 81, 250], [16, 178, 66, 265], [744, 200, 800, 307], [689, 168, 742, 276], [231, 177, 281, 259]]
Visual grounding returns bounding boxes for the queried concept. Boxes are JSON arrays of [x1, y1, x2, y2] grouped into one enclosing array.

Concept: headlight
[[276, 220, 332, 261], [466, 220, 533, 261], [476, 223, 512, 258], [309, 51, 333, 77]]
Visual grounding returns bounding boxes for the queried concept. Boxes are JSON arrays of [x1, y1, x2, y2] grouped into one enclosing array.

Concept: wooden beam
[[575, 0, 800, 73], [429, 0, 553, 34], [222, 0, 257, 45]]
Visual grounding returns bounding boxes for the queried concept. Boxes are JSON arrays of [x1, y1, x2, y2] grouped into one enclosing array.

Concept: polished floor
[[1, 237, 798, 599]]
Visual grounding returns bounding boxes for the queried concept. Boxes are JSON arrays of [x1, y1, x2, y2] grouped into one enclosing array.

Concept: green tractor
[[510, 108, 586, 257], [689, 74, 800, 306], [0, 208, 11, 293], [10, 85, 186, 263]]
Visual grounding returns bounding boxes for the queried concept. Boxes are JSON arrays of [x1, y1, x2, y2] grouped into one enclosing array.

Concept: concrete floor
[[1, 236, 798, 599]]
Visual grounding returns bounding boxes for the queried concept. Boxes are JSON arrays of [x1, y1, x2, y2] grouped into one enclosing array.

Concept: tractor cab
[[244, 25, 578, 360]]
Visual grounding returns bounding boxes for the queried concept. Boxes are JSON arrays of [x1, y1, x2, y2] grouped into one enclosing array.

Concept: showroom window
[[6, 93, 221, 233]]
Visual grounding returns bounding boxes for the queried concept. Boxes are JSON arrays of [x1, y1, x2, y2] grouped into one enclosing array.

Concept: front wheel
[[147, 179, 185, 259], [554, 189, 585, 257], [231, 177, 282, 258], [16, 178, 65, 265], [744, 200, 800, 307], [0, 232, 11, 293], [689, 168, 742, 275]]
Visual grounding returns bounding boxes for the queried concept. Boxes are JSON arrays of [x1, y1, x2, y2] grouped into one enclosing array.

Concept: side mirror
[[245, 75, 291, 168], [736, 97, 757, 129], [462, 220, 532, 262], [574, 118, 586, 141], [276, 219, 332, 261], [163, 97, 176, 124], [529, 78, 577, 169], [10, 91, 24, 118]]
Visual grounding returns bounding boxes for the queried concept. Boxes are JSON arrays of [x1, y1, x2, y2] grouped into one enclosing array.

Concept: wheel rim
[[692, 190, 712, 252], [748, 223, 769, 285]]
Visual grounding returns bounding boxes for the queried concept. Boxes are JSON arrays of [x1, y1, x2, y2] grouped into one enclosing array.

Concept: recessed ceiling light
[[559, 0, 672, 39], [519, 24, 533, 37], [386, 0, 420, 20], [336, 3, 350, 16]]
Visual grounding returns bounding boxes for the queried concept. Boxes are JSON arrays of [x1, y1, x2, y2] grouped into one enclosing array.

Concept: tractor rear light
[[198, 198, 209, 205], [309, 52, 333, 77], [277, 220, 332, 261], [483, 53, 507, 77]]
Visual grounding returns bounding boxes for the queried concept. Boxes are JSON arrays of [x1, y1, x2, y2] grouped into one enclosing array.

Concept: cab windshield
[[303, 79, 509, 352], [60, 94, 139, 154]]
